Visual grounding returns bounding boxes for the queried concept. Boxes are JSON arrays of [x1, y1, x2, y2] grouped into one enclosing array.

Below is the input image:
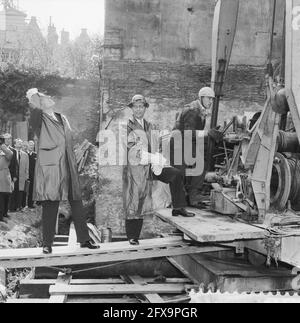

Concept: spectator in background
[[22, 141, 29, 153], [2, 134, 17, 217], [14, 139, 29, 211], [27, 141, 37, 209], [0, 134, 13, 223]]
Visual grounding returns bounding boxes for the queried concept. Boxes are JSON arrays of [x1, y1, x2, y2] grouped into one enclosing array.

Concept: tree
[[54, 35, 103, 79]]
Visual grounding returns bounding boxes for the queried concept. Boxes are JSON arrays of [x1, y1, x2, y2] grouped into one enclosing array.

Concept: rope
[[234, 216, 300, 238], [46, 259, 138, 275]]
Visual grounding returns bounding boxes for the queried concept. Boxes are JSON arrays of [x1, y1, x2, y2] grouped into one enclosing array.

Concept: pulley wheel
[[270, 153, 291, 211]]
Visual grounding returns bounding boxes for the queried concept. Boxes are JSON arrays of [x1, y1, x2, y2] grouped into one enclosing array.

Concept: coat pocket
[[39, 148, 59, 166]]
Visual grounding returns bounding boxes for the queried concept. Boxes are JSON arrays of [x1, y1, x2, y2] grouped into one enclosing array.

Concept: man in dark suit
[[172, 87, 223, 208], [3, 134, 18, 215], [27, 141, 37, 208]]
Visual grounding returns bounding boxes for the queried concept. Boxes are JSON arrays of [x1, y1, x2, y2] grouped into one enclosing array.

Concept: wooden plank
[[68, 223, 78, 247], [128, 276, 164, 303], [0, 238, 205, 269], [49, 273, 72, 304], [20, 278, 190, 286], [163, 296, 191, 304], [0, 237, 181, 259], [0, 267, 6, 287], [68, 298, 138, 304], [7, 299, 49, 303], [53, 242, 68, 246], [87, 223, 102, 244], [20, 279, 125, 285], [49, 284, 194, 296], [155, 208, 266, 243], [0, 246, 200, 269], [154, 278, 191, 284]]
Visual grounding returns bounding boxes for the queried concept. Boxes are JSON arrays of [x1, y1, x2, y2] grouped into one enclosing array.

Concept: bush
[[0, 67, 73, 123]]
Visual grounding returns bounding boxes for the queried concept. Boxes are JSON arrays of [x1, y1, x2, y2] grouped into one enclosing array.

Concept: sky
[[17, 0, 105, 39]]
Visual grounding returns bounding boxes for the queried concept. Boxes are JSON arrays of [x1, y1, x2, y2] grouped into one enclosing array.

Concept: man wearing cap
[[0, 134, 13, 223], [26, 88, 99, 254], [172, 87, 224, 208], [123, 95, 195, 246]]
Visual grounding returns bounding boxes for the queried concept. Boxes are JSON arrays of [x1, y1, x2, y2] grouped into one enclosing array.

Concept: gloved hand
[[208, 127, 224, 143]]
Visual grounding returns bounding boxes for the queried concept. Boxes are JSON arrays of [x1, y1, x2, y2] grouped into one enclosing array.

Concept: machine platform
[[155, 208, 267, 243]]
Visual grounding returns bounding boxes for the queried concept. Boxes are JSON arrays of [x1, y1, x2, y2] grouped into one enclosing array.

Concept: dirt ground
[[0, 208, 42, 300], [0, 208, 42, 249]]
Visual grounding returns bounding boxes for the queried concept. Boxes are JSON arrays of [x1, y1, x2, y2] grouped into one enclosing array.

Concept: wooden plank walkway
[[155, 208, 267, 243], [0, 237, 215, 269]]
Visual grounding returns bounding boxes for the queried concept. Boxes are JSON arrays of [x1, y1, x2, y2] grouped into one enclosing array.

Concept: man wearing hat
[[0, 134, 13, 222], [123, 95, 195, 246], [172, 87, 224, 208], [26, 88, 99, 254]]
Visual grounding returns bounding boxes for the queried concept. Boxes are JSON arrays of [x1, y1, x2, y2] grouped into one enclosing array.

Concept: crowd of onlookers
[[0, 133, 37, 223]]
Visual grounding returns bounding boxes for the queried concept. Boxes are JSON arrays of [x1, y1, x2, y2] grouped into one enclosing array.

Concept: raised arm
[[0, 144, 13, 162]]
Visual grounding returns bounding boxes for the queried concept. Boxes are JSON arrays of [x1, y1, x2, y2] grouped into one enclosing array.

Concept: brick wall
[[102, 59, 266, 128]]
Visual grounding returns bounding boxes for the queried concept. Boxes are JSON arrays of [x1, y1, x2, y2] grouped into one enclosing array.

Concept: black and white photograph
[[1, 0, 300, 307]]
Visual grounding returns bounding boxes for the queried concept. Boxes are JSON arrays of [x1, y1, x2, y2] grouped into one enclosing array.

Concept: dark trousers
[[22, 191, 27, 208], [17, 191, 24, 210], [0, 193, 10, 221], [9, 180, 18, 211], [172, 142, 208, 205], [125, 219, 144, 241], [125, 167, 187, 241], [28, 179, 34, 208], [153, 166, 187, 209], [41, 200, 90, 247]]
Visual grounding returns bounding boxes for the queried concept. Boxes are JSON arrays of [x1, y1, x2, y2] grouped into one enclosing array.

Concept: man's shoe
[[80, 240, 100, 250], [42, 246, 52, 254], [129, 239, 140, 246], [172, 208, 195, 217]]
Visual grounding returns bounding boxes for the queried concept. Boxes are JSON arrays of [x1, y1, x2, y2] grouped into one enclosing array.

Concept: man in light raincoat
[[26, 88, 99, 254], [123, 95, 195, 246]]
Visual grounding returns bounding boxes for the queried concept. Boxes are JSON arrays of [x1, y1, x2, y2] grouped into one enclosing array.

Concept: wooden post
[[0, 267, 6, 287]]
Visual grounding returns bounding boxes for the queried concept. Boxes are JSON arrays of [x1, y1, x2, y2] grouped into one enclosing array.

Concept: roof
[[0, 7, 27, 17]]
